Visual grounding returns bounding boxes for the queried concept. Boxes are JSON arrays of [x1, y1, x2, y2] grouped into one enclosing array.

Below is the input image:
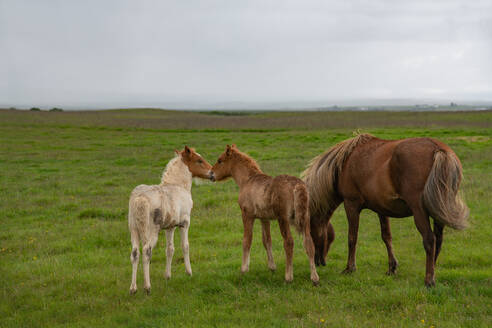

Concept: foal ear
[[184, 145, 191, 154]]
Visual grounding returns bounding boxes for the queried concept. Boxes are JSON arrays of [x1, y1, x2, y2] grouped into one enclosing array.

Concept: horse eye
[[198, 159, 203, 164], [218, 159, 222, 164]]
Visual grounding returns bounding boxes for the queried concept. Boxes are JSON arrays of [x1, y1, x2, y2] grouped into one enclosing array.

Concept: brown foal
[[303, 134, 469, 287], [209, 145, 320, 285]]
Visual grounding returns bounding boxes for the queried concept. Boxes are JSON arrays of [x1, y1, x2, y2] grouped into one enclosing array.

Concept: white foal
[[128, 146, 211, 295]]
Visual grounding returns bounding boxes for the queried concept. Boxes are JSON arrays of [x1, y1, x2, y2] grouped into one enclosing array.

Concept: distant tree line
[[29, 107, 63, 112]]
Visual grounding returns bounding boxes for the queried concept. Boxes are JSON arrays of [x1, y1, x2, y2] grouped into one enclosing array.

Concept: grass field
[[0, 109, 491, 327]]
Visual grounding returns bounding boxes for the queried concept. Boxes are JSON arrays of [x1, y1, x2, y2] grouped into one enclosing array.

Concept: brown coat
[[303, 134, 469, 287], [210, 145, 319, 285]]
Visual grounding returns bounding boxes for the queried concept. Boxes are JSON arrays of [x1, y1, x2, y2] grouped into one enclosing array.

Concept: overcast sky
[[1, 0, 492, 109]]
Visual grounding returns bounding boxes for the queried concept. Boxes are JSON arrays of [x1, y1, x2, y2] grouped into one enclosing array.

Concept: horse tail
[[422, 150, 469, 230], [293, 183, 310, 234]]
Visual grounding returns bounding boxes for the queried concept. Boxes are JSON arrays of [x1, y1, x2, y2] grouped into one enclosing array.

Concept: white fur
[[128, 155, 193, 294]]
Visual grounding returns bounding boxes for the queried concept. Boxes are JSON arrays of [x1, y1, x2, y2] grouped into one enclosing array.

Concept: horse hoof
[[425, 280, 436, 288], [387, 261, 398, 275], [342, 267, 356, 274], [144, 287, 151, 295], [129, 288, 137, 295], [312, 280, 320, 287]]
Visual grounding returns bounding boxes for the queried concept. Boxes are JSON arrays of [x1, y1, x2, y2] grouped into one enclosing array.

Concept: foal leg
[[129, 230, 139, 294], [302, 224, 320, 286], [433, 220, 444, 265], [342, 201, 361, 274], [142, 233, 158, 294], [378, 214, 398, 275], [164, 227, 176, 279], [180, 221, 192, 276], [261, 220, 276, 271], [412, 206, 436, 287], [278, 218, 294, 282], [241, 211, 255, 273]]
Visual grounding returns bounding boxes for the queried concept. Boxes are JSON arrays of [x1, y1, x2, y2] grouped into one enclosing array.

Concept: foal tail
[[293, 183, 310, 234], [128, 196, 150, 241], [422, 150, 469, 230]]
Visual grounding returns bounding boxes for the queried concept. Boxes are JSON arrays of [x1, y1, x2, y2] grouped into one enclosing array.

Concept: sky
[[1, 0, 492, 109]]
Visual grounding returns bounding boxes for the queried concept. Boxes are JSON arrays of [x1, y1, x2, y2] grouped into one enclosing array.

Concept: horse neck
[[312, 196, 342, 219], [231, 160, 263, 188], [160, 158, 192, 191]]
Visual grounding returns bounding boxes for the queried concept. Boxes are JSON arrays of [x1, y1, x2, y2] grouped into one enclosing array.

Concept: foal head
[[209, 144, 262, 182], [177, 146, 212, 179], [209, 144, 238, 182]]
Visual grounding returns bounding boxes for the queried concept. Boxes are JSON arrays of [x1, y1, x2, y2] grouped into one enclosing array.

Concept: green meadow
[[0, 109, 491, 327]]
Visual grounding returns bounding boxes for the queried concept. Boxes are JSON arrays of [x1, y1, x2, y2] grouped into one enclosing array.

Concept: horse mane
[[231, 148, 263, 174], [301, 133, 374, 216], [160, 155, 192, 190]]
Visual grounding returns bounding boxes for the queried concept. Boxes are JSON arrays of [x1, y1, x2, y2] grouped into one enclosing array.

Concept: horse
[[128, 146, 212, 294], [209, 145, 320, 285], [301, 134, 469, 287]]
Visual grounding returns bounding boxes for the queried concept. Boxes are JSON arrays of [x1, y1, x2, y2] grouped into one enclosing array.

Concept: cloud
[[1, 0, 491, 108]]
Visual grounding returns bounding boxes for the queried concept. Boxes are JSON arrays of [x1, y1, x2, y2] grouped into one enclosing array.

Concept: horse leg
[[142, 233, 158, 294], [342, 201, 361, 274], [261, 220, 276, 271], [278, 218, 294, 282], [412, 206, 436, 287], [302, 223, 320, 286], [241, 211, 255, 273], [378, 214, 398, 275], [164, 227, 176, 279], [180, 221, 192, 276], [129, 230, 139, 294], [433, 220, 444, 265]]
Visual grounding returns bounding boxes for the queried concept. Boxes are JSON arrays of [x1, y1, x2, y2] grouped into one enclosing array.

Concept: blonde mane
[[160, 155, 192, 191], [301, 133, 373, 216]]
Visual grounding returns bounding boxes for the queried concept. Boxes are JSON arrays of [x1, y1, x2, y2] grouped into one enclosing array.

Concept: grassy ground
[[0, 109, 491, 327]]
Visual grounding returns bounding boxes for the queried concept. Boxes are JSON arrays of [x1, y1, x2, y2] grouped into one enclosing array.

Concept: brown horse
[[209, 145, 320, 285], [302, 134, 469, 287]]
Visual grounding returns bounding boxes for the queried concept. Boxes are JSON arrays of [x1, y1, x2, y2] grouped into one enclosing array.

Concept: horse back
[[390, 138, 453, 198], [340, 137, 445, 217]]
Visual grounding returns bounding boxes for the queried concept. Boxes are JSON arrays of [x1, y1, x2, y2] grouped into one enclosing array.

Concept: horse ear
[[184, 146, 191, 154], [174, 149, 180, 156], [226, 145, 231, 155]]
